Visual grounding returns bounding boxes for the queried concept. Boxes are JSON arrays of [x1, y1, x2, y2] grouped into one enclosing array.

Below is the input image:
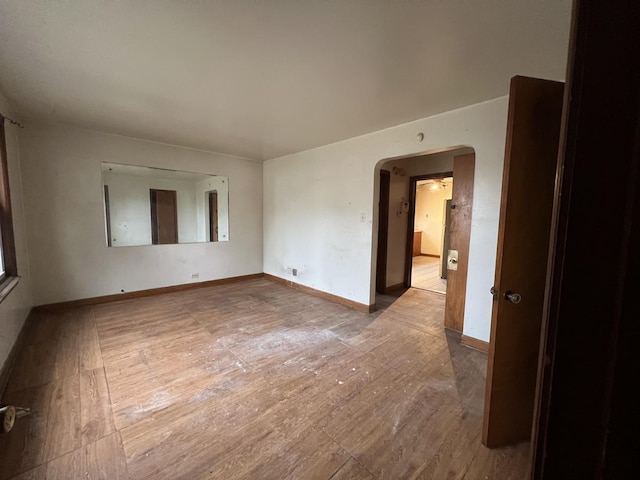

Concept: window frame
[[0, 114, 17, 285]]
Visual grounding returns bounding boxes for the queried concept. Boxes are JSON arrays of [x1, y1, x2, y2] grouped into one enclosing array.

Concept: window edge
[[0, 276, 19, 305]]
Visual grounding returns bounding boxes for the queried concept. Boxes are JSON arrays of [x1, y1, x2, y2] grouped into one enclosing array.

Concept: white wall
[[19, 124, 263, 306], [0, 92, 33, 373], [104, 172, 200, 246], [264, 97, 508, 342]]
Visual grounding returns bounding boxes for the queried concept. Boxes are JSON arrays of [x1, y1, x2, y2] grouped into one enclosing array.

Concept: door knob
[[504, 291, 522, 304], [447, 250, 458, 271], [490, 287, 499, 299]]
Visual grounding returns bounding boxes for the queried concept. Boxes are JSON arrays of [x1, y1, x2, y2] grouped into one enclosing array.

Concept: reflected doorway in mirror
[[101, 162, 229, 247]]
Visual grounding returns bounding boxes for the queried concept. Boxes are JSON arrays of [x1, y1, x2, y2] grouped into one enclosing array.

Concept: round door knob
[[1, 406, 16, 433], [504, 291, 522, 304]]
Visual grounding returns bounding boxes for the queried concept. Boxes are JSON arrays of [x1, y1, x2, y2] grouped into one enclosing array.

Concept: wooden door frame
[[209, 191, 219, 242], [531, 0, 640, 477], [441, 199, 453, 279], [404, 171, 453, 287], [376, 170, 391, 293]]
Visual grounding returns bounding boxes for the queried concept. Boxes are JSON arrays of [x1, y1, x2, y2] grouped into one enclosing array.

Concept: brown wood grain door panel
[[376, 170, 391, 293], [444, 153, 475, 332], [104, 185, 112, 247], [441, 199, 452, 280], [209, 191, 219, 242], [150, 189, 178, 245], [482, 76, 564, 447]]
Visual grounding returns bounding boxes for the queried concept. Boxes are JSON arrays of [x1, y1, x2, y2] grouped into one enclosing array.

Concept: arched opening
[[372, 145, 475, 333]]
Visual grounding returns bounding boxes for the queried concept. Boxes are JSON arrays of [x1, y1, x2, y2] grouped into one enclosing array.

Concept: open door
[[376, 170, 391, 293], [150, 189, 178, 245], [209, 191, 219, 242], [104, 185, 112, 247], [482, 76, 564, 447], [440, 199, 452, 279], [444, 153, 474, 332]]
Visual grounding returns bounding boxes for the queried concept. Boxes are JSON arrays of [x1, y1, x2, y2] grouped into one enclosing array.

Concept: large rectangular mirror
[[102, 163, 229, 247]]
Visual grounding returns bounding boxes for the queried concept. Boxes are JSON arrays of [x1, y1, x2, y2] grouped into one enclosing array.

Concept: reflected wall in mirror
[[102, 163, 229, 247]]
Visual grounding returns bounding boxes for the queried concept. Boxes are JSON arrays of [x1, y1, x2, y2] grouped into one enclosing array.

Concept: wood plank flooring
[[411, 256, 447, 294], [0, 278, 528, 479]]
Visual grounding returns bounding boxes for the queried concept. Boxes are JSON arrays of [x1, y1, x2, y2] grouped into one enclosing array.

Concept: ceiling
[[0, 1, 572, 161], [418, 177, 453, 189]]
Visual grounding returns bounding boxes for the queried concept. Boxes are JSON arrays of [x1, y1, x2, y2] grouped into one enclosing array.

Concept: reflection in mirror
[[102, 163, 229, 247]]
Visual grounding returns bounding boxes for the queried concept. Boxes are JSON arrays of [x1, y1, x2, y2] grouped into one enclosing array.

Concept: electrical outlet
[[191, 273, 199, 279]]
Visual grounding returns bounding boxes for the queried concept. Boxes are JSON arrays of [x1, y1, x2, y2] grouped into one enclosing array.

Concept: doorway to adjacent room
[[410, 176, 453, 294]]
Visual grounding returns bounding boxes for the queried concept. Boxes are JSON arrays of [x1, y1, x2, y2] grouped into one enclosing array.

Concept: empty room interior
[[0, 1, 589, 479]]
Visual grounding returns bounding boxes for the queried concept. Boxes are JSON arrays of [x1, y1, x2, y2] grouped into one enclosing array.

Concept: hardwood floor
[[411, 256, 447, 294], [0, 278, 528, 479]]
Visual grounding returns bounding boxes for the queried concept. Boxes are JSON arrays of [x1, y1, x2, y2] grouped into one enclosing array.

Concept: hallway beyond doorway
[[411, 255, 446, 294]]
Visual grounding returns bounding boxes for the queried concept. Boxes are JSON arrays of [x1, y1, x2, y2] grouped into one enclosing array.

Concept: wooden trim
[[532, 0, 640, 476], [0, 307, 32, 401], [264, 273, 375, 313], [0, 116, 17, 278], [404, 171, 454, 288], [33, 272, 375, 315], [532, 89, 575, 479], [104, 185, 112, 247], [33, 273, 264, 312], [385, 282, 406, 292], [150, 189, 159, 244], [461, 334, 489, 353], [0, 275, 19, 304], [421, 253, 440, 258], [404, 177, 418, 287], [376, 170, 390, 293]]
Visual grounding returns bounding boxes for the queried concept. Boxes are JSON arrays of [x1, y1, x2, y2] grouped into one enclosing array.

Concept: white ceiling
[[0, 1, 572, 161]]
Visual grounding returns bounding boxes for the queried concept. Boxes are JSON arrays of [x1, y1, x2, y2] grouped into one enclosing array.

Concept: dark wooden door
[[483, 76, 564, 447], [440, 199, 452, 280], [444, 153, 474, 332], [104, 185, 112, 247], [209, 191, 219, 242], [150, 189, 178, 245], [376, 170, 390, 293]]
